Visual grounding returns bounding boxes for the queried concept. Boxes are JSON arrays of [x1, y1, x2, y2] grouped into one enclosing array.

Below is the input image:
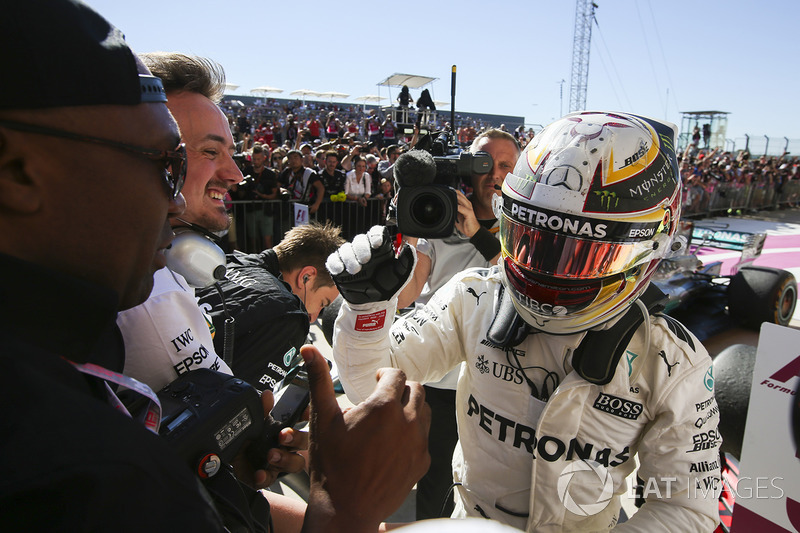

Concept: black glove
[[325, 225, 415, 305]]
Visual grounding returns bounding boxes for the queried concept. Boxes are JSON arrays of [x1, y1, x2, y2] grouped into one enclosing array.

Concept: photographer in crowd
[[0, 3, 431, 530], [328, 112, 720, 531]]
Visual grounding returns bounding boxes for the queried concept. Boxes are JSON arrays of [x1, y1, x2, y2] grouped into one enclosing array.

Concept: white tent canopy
[[250, 86, 283, 95], [318, 91, 350, 101], [289, 89, 321, 97], [377, 73, 437, 88]]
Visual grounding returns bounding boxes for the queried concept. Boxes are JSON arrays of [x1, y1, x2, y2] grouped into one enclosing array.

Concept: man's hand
[[326, 225, 416, 305], [232, 389, 309, 489], [454, 190, 480, 238], [300, 345, 431, 533]]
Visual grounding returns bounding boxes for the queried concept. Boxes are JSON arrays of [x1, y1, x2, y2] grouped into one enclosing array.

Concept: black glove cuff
[[470, 226, 501, 262]]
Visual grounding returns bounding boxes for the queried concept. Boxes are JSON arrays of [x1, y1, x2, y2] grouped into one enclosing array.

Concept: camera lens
[[396, 185, 457, 238], [410, 192, 444, 227]]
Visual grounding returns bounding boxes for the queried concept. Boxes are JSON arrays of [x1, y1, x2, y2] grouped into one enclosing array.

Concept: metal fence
[[725, 135, 800, 157], [225, 198, 387, 253], [682, 180, 800, 218]]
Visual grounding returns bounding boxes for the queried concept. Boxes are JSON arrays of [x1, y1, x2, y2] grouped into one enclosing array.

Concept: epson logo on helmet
[[509, 202, 608, 239]]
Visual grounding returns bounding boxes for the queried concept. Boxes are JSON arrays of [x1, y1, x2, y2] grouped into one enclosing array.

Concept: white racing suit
[[333, 266, 720, 532]]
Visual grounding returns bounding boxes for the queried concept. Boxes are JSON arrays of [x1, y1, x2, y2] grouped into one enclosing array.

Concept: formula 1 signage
[[731, 323, 800, 532]]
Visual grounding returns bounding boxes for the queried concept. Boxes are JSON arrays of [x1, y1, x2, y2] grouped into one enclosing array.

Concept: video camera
[[392, 131, 492, 239], [156, 367, 309, 479]]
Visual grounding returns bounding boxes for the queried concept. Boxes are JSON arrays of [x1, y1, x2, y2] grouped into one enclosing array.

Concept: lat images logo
[[557, 460, 614, 517]]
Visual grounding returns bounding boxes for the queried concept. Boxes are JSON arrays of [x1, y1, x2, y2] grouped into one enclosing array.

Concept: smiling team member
[[119, 53, 343, 395], [116, 53, 241, 391]]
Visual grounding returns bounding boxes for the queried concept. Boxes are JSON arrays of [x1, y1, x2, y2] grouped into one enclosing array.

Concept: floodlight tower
[[569, 0, 597, 113]]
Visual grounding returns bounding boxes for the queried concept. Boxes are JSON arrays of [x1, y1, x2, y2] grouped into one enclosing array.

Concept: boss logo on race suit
[[694, 402, 719, 428], [503, 197, 661, 242], [592, 393, 643, 420], [466, 394, 631, 467], [687, 429, 721, 453], [689, 458, 720, 473]]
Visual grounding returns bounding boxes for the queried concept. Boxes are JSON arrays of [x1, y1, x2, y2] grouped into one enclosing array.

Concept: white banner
[[732, 322, 800, 532]]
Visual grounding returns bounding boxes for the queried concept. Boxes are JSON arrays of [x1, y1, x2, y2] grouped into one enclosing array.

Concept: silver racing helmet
[[495, 111, 682, 334]]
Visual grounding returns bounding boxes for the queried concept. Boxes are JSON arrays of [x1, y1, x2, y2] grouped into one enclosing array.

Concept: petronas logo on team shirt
[[284, 347, 297, 367]]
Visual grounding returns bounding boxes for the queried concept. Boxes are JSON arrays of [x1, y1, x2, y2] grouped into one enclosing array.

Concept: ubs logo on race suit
[[592, 393, 643, 420], [466, 394, 630, 467]]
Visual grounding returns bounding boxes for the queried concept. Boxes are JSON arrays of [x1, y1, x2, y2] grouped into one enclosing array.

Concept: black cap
[[0, 0, 166, 110]]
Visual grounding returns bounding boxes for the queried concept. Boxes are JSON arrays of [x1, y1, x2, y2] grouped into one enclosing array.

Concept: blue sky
[[89, 0, 799, 148]]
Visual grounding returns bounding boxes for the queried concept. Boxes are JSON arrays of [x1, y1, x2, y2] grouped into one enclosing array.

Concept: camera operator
[[395, 128, 520, 519], [398, 129, 520, 308]]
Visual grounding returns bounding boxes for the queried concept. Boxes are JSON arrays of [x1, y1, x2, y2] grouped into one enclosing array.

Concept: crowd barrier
[[226, 197, 387, 253], [682, 180, 800, 218]]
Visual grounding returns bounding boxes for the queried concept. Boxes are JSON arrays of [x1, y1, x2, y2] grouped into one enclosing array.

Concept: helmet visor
[[500, 212, 657, 279]]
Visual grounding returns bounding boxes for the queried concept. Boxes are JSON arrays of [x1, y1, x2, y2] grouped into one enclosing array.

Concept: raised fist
[[326, 225, 415, 305]]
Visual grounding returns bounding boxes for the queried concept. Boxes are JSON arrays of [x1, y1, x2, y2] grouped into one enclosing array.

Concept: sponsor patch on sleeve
[[355, 310, 387, 332]]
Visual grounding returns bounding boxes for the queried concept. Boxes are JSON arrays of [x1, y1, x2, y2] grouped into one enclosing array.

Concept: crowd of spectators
[[680, 145, 800, 214], [219, 95, 800, 254]]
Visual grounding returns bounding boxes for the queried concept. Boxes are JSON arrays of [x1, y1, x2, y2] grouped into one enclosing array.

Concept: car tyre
[[728, 266, 797, 329]]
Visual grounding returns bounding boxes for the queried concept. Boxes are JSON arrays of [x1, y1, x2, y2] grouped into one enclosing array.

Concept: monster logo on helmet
[[498, 111, 682, 335]]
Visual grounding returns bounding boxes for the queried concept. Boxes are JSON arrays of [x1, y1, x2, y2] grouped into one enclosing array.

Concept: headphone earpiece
[[165, 227, 227, 288], [303, 274, 310, 284]]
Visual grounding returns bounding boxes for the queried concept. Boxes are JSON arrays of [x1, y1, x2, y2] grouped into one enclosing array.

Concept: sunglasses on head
[[0, 119, 186, 199]]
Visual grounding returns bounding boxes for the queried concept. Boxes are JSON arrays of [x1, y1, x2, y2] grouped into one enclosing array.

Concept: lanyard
[[69, 361, 162, 434]]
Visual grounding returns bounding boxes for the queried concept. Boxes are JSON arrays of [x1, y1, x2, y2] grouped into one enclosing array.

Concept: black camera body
[[395, 132, 492, 238], [157, 367, 310, 479], [158, 369, 263, 478]]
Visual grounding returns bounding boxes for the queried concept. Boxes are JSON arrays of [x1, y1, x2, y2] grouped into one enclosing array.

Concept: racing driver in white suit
[[327, 112, 721, 532]]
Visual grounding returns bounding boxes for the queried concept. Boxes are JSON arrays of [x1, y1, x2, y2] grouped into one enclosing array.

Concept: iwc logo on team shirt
[[592, 393, 643, 420]]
